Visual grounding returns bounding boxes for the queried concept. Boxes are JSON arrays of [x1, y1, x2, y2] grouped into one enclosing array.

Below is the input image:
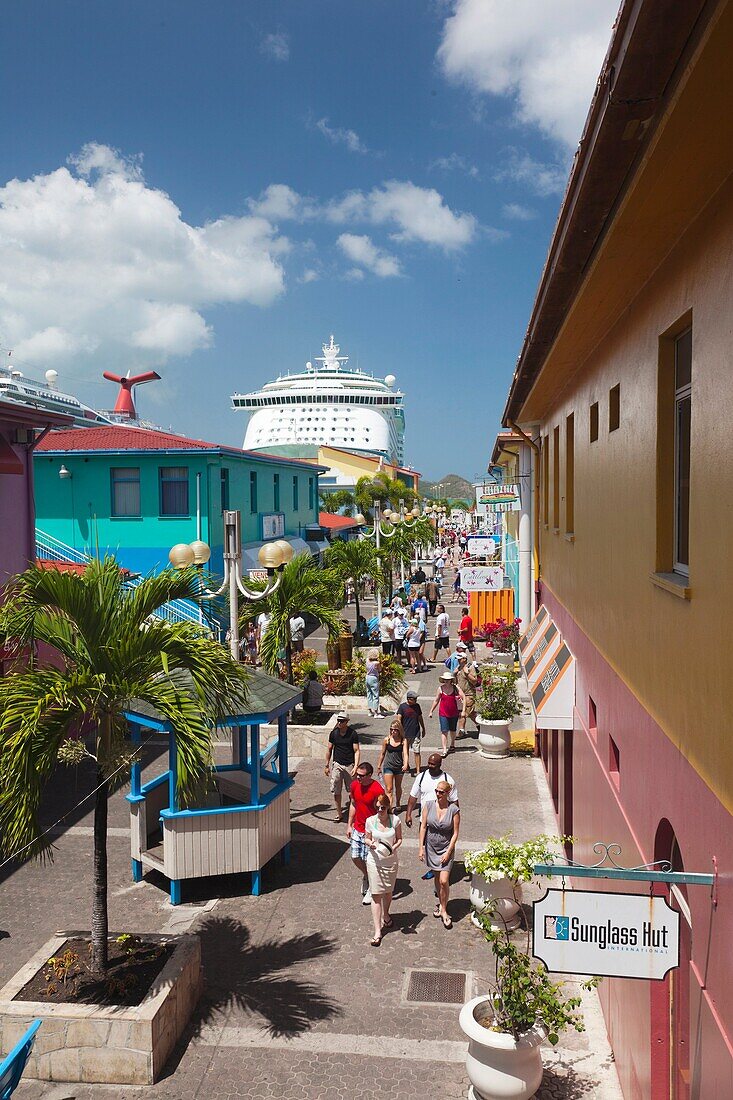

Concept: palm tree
[[244, 553, 341, 683], [0, 558, 250, 973], [324, 538, 382, 636], [319, 489, 355, 515]]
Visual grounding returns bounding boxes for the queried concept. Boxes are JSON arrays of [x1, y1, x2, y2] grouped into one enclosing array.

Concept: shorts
[[434, 636, 449, 650], [329, 761, 353, 798], [382, 765, 404, 775], [350, 830, 369, 862], [381, 641, 393, 655], [393, 639, 404, 654], [439, 715, 459, 733], [407, 733, 422, 753]]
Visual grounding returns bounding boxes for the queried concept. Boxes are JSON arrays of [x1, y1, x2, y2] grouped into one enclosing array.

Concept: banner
[[475, 483, 520, 513], [460, 566, 504, 592], [533, 888, 680, 981]]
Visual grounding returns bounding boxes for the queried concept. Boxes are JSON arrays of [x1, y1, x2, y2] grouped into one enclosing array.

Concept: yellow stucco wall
[[318, 446, 418, 490]]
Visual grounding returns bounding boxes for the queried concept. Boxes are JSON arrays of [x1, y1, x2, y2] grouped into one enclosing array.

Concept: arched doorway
[[650, 819, 691, 1100]]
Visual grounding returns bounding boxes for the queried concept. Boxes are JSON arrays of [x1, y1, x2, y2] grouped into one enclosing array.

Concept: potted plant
[[484, 617, 522, 667], [464, 834, 570, 931], [476, 668, 522, 758], [460, 915, 599, 1100]]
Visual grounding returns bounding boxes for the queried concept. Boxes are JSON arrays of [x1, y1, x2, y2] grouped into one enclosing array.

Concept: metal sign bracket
[[534, 843, 716, 901]]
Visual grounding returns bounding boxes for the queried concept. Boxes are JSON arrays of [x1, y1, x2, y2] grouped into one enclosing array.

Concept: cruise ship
[[0, 364, 113, 427], [231, 336, 406, 465]]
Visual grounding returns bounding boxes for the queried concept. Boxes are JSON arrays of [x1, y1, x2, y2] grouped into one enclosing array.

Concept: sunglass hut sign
[[533, 889, 680, 980]]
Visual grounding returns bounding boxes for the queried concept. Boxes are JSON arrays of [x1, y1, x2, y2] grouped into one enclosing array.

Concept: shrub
[[480, 617, 522, 653], [465, 834, 572, 884], [477, 667, 523, 722], [290, 648, 320, 685]]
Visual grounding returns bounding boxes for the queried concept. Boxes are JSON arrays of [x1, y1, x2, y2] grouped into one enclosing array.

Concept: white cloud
[[502, 202, 537, 221], [327, 180, 476, 251], [495, 150, 568, 197], [315, 118, 368, 155], [299, 268, 320, 284], [0, 145, 288, 371], [437, 0, 619, 147], [247, 183, 317, 221], [337, 234, 402, 278], [344, 268, 365, 282], [429, 153, 479, 179], [261, 32, 290, 62]]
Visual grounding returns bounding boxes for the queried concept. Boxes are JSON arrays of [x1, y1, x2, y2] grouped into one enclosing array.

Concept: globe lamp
[[169, 543, 195, 569], [258, 542, 285, 570], [274, 539, 294, 564], [189, 540, 211, 566]]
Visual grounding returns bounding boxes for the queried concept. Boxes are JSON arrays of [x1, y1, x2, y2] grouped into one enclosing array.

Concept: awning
[[242, 536, 320, 574], [519, 608, 575, 730]]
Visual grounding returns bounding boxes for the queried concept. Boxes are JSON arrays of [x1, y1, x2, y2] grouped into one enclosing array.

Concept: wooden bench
[[0, 1019, 42, 1099]]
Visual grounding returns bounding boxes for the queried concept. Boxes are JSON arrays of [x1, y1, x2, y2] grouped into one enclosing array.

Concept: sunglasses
[[357, 773, 370, 780]]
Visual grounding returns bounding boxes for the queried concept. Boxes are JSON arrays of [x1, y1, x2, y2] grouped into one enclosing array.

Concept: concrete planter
[[469, 874, 521, 932], [0, 931, 202, 1086], [323, 691, 406, 712], [477, 717, 511, 758], [272, 712, 338, 758], [459, 996, 544, 1100], [491, 651, 515, 669]]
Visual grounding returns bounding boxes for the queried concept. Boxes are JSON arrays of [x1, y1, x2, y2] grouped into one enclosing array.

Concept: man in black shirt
[[325, 712, 360, 822], [397, 690, 426, 775]]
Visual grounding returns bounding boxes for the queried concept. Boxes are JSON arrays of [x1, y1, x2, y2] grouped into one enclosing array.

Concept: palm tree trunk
[[91, 767, 109, 972], [354, 586, 361, 642]]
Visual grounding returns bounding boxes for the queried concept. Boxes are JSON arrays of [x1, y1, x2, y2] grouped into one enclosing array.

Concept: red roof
[[34, 425, 325, 470], [37, 559, 132, 577], [319, 512, 361, 530]]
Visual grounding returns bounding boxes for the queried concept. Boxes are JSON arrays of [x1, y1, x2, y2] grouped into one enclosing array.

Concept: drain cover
[[404, 969, 468, 1005]]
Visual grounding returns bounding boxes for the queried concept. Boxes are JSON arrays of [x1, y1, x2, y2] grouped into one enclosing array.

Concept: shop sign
[[476, 483, 520, 513], [533, 889, 679, 980], [247, 569, 269, 583], [467, 536, 498, 556], [519, 605, 548, 656], [261, 513, 285, 539], [460, 566, 504, 591]]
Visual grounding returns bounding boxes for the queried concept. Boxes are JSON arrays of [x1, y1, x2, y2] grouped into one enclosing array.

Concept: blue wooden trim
[[251, 869, 261, 896], [534, 863, 715, 886], [159, 779, 293, 819], [141, 771, 170, 794], [122, 711, 172, 732], [125, 793, 146, 805], [0, 1018, 42, 1095], [214, 763, 247, 774], [239, 725, 247, 767], [170, 880, 182, 906], [131, 858, 143, 882], [250, 725, 260, 807], [278, 712, 289, 779]]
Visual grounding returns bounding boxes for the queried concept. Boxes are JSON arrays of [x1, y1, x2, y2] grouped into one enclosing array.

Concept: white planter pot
[[459, 996, 544, 1100], [469, 874, 521, 932], [492, 651, 515, 669], [477, 718, 511, 758]]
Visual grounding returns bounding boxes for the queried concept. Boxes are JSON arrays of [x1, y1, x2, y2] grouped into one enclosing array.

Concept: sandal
[[441, 915, 453, 929], [370, 936, 382, 947], [382, 916, 393, 928], [433, 904, 442, 918]]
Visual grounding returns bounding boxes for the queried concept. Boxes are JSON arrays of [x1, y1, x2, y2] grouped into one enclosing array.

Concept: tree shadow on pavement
[[195, 915, 342, 1038]]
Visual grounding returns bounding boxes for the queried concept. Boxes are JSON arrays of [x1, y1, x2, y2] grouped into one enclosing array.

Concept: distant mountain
[[421, 473, 474, 503]]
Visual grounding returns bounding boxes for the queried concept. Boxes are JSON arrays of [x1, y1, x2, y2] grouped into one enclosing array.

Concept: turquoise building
[[34, 425, 326, 577]]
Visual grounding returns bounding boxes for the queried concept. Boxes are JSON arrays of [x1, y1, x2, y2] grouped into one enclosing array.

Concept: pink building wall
[[0, 417, 34, 589], [540, 582, 733, 1099]]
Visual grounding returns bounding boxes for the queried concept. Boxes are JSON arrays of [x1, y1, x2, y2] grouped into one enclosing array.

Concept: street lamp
[[360, 497, 423, 613], [168, 509, 284, 660]]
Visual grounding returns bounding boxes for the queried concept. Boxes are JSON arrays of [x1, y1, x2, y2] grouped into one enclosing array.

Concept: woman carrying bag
[[365, 793, 403, 946]]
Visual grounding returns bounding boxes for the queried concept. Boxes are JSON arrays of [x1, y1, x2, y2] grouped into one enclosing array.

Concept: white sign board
[[533, 889, 680, 981], [476, 483, 521, 513], [261, 513, 285, 540], [247, 569, 269, 583], [460, 566, 504, 592], [467, 536, 498, 556]]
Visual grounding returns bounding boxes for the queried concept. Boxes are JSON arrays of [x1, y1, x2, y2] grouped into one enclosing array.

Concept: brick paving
[[4, 567, 622, 1099]]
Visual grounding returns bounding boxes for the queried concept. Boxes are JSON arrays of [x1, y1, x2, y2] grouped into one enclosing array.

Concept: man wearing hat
[[455, 651, 480, 736], [397, 689, 426, 774], [324, 712, 360, 823], [446, 640, 468, 673]]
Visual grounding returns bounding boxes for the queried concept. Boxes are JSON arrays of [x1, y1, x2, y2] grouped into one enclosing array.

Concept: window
[[609, 384, 620, 432], [589, 402, 599, 443], [292, 475, 299, 510], [674, 328, 692, 574], [565, 413, 574, 535], [542, 435, 549, 525], [609, 735, 620, 788], [308, 476, 315, 510], [220, 468, 229, 512], [552, 426, 560, 529], [111, 467, 140, 517], [588, 696, 597, 741], [273, 472, 280, 511], [249, 471, 258, 514], [159, 466, 189, 516]]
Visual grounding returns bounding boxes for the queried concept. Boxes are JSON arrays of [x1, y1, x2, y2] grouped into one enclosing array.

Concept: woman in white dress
[[365, 793, 403, 946]]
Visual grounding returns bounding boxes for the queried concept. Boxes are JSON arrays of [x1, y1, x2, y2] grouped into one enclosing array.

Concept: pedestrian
[[452, 573, 462, 603], [365, 792, 402, 946], [411, 590, 428, 621], [405, 617, 421, 671], [420, 781, 460, 928], [365, 647, 382, 718], [256, 610, 271, 660], [412, 565, 426, 585], [445, 640, 468, 673], [429, 671, 465, 757], [379, 610, 395, 656], [376, 717, 409, 809], [324, 712, 360, 822], [404, 752, 459, 829], [391, 592, 404, 612], [244, 621, 258, 666], [455, 653, 481, 736], [393, 608, 407, 665], [432, 603, 451, 662], [397, 689, 426, 774], [289, 610, 306, 654], [425, 576, 440, 616], [416, 614, 429, 672], [458, 606, 475, 655], [434, 553, 446, 582], [347, 762, 385, 905], [302, 669, 325, 715]]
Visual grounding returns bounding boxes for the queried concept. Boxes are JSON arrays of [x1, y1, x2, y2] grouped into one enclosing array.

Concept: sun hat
[[440, 671, 455, 681], [336, 712, 349, 721], [456, 641, 468, 650]]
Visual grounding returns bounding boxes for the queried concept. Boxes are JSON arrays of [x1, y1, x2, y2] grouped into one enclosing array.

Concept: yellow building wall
[[318, 446, 418, 490], [537, 170, 733, 812]]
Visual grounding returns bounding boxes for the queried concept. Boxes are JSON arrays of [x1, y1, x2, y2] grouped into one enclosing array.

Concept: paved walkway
[[6, 566, 623, 1099]]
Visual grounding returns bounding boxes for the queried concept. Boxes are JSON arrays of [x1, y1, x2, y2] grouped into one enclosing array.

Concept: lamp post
[[359, 497, 421, 616], [169, 509, 287, 660]]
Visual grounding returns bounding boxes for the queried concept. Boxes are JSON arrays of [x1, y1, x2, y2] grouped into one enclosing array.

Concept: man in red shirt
[[347, 762, 385, 905], [458, 606, 475, 655]]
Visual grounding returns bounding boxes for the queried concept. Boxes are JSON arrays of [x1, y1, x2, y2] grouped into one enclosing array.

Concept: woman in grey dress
[[419, 780, 460, 928]]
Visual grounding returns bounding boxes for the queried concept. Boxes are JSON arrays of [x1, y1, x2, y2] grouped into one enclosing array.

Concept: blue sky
[[0, 1, 618, 480]]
